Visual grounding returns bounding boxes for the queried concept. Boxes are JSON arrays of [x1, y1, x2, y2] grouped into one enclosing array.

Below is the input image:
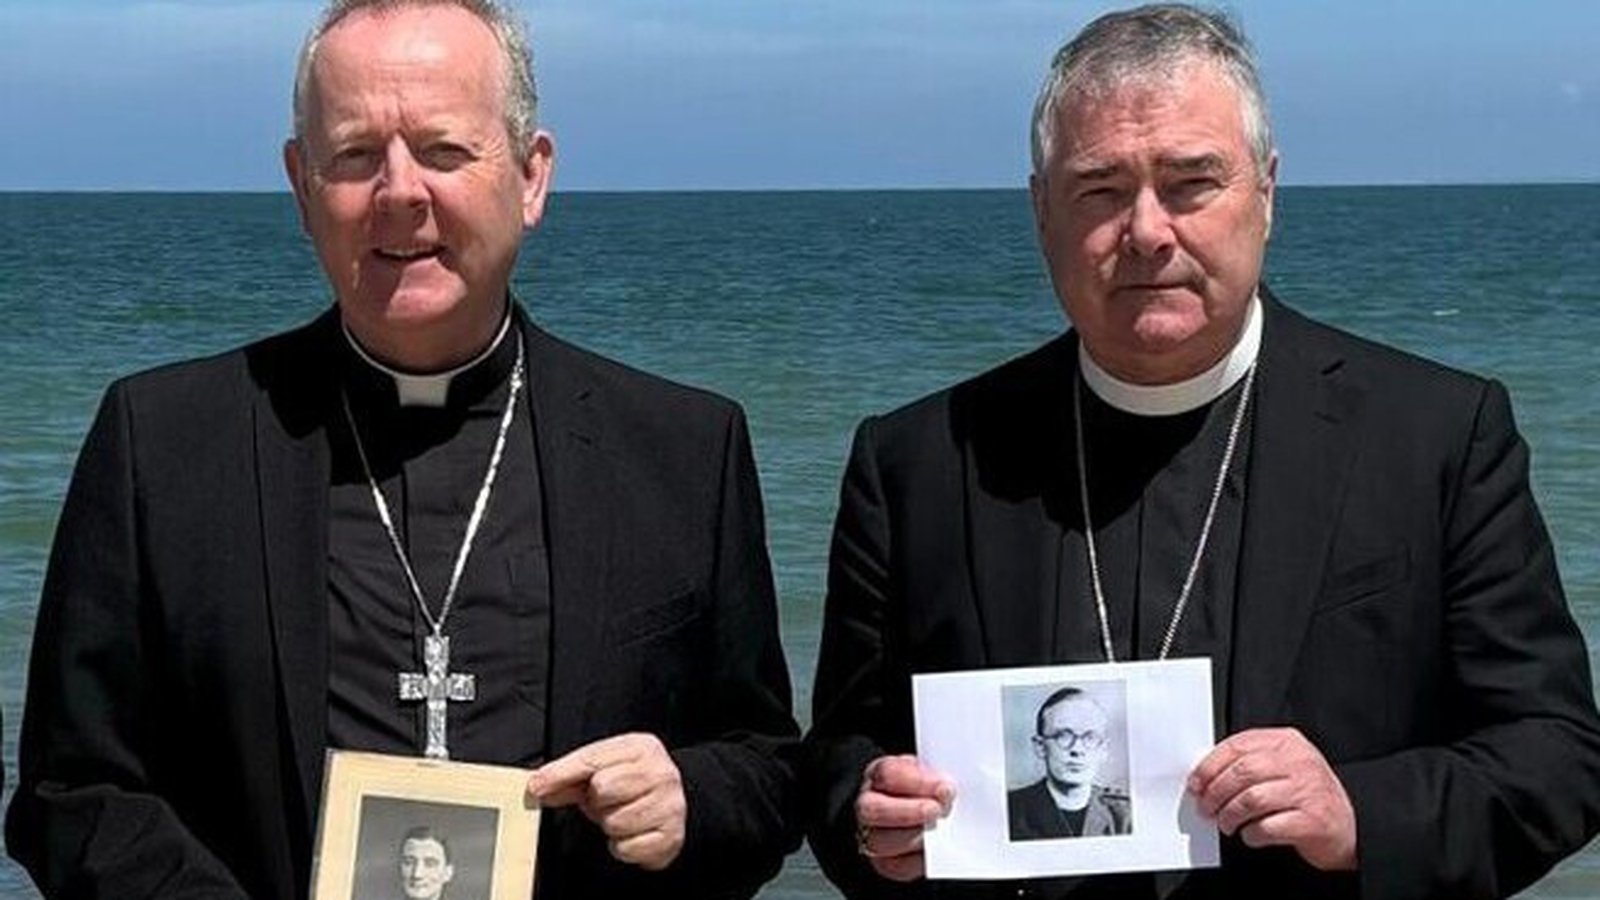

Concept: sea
[[1, 185, 1597, 898]]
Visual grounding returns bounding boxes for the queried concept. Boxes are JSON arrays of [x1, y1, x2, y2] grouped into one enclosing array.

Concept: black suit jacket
[[806, 293, 1600, 900], [7, 309, 800, 899]]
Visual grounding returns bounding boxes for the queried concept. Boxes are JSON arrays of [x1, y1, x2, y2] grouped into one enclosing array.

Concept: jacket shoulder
[[859, 335, 1071, 459], [527, 323, 743, 429], [1267, 294, 1492, 399], [1094, 784, 1131, 807], [1092, 784, 1133, 834], [104, 314, 332, 429]]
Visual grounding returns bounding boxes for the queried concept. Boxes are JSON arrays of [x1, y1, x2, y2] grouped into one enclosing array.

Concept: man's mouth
[[374, 245, 443, 262]]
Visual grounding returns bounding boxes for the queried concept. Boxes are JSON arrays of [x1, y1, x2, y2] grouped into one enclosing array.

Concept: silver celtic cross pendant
[[398, 633, 476, 759]]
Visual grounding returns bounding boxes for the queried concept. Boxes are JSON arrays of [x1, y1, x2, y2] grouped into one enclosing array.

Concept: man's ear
[[519, 130, 556, 230], [1029, 173, 1050, 240], [283, 139, 312, 233], [1260, 151, 1278, 239]]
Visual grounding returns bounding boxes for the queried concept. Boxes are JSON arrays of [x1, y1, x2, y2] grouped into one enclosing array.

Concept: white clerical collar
[[1079, 293, 1262, 417], [342, 312, 514, 408], [1045, 779, 1090, 813]]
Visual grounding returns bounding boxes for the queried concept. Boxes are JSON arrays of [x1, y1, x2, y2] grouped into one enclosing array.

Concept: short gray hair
[[292, 0, 539, 156], [1030, 4, 1273, 180]]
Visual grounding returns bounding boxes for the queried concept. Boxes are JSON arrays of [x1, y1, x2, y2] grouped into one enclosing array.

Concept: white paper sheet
[[914, 658, 1218, 879]]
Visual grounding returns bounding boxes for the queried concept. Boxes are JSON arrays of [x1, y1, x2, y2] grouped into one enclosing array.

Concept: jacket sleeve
[[804, 417, 931, 899], [661, 406, 804, 898], [1336, 380, 1600, 900], [5, 383, 250, 899]]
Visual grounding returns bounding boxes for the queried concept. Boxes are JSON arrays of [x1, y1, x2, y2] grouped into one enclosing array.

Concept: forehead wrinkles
[[306, 8, 507, 134], [1055, 65, 1247, 170]]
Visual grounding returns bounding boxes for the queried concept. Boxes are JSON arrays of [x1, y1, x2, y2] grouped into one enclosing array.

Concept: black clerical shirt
[[1056, 378, 1251, 676], [1043, 377, 1253, 900], [327, 329, 553, 766]]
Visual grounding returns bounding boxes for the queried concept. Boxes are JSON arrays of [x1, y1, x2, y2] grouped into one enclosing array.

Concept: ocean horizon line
[[2, 179, 1597, 197]]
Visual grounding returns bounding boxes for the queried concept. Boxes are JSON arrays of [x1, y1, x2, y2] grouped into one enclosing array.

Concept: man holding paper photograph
[[807, 3, 1600, 898]]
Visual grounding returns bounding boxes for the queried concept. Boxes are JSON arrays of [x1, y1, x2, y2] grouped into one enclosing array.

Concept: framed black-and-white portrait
[[913, 658, 1217, 880], [312, 751, 540, 900]]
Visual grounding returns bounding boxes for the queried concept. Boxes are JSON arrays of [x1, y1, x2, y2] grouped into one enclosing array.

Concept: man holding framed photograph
[[6, 2, 799, 898]]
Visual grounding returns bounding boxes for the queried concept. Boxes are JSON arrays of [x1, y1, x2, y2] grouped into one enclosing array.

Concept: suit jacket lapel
[[523, 319, 610, 755], [250, 315, 336, 838], [1085, 788, 1116, 836], [1229, 294, 1364, 729], [962, 337, 1073, 667]]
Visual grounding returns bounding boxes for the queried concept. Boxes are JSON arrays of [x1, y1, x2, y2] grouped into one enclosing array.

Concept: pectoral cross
[[398, 633, 475, 759]]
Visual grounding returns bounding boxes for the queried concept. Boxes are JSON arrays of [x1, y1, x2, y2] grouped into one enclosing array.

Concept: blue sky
[[3, 0, 1595, 191]]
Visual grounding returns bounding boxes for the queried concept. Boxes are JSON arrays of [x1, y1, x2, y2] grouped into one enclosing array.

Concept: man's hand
[[527, 733, 687, 871], [853, 754, 956, 882], [1188, 727, 1356, 871]]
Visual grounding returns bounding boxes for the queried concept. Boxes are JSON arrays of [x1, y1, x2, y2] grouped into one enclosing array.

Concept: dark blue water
[[2, 186, 1597, 897]]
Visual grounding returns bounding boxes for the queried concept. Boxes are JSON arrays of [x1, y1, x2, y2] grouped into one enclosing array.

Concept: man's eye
[[1167, 178, 1221, 204], [324, 148, 379, 179], [1075, 185, 1120, 203], [420, 144, 473, 170]]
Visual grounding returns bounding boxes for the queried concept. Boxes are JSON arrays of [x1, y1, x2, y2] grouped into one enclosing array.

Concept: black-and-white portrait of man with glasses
[[1007, 684, 1133, 841]]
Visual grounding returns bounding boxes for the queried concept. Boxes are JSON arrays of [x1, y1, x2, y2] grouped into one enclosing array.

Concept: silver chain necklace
[[339, 332, 525, 758], [1072, 358, 1256, 663]]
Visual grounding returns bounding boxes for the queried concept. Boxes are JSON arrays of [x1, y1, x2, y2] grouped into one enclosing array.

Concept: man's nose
[[375, 137, 429, 214], [1122, 186, 1175, 256]]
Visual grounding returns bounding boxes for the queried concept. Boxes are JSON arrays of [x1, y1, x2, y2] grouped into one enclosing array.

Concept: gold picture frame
[[311, 750, 541, 900]]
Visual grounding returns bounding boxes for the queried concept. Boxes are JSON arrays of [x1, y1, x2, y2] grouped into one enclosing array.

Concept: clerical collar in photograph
[[341, 305, 517, 409], [1045, 779, 1084, 813], [1079, 293, 1262, 417]]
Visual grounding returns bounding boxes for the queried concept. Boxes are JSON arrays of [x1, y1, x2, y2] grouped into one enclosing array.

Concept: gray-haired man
[[7, 2, 799, 897], [808, 4, 1600, 898]]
